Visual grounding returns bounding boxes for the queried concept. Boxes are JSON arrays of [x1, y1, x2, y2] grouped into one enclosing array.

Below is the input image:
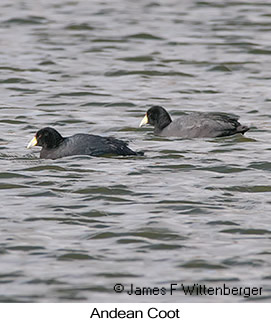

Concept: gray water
[[0, 0, 271, 302]]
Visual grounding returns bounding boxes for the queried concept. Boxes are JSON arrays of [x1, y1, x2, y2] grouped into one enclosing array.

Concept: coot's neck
[[54, 136, 65, 148], [155, 111, 172, 131], [46, 133, 65, 149]]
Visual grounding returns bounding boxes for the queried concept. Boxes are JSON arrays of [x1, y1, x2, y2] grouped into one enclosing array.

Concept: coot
[[27, 127, 142, 159], [139, 105, 249, 138]]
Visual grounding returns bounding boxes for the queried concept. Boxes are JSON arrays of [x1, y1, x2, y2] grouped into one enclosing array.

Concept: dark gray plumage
[[139, 105, 249, 138], [27, 127, 142, 159]]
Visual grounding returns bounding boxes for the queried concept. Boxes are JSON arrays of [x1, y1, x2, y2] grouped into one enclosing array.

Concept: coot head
[[27, 127, 64, 149], [139, 105, 172, 131]]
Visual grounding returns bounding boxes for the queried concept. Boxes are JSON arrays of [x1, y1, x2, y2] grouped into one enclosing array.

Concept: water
[[0, 0, 271, 302]]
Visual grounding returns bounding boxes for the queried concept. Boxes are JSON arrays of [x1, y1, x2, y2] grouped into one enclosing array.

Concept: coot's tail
[[123, 146, 144, 156], [236, 124, 250, 135], [105, 136, 144, 156], [135, 150, 144, 156]]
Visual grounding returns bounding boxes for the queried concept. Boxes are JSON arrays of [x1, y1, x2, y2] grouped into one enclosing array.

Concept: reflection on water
[[0, 0, 271, 302]]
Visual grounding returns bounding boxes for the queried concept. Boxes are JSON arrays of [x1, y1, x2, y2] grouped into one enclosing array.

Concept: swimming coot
[[27, 127, 142, 159], [139, 105, 249, 138]]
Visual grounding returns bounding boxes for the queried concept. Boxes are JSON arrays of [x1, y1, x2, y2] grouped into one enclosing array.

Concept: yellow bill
[[27, 136, 38, 149], [139, 114, 149, 127]]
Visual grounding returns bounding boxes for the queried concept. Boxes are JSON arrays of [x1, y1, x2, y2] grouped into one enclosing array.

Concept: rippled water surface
[[0, 0, 271, 302]]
